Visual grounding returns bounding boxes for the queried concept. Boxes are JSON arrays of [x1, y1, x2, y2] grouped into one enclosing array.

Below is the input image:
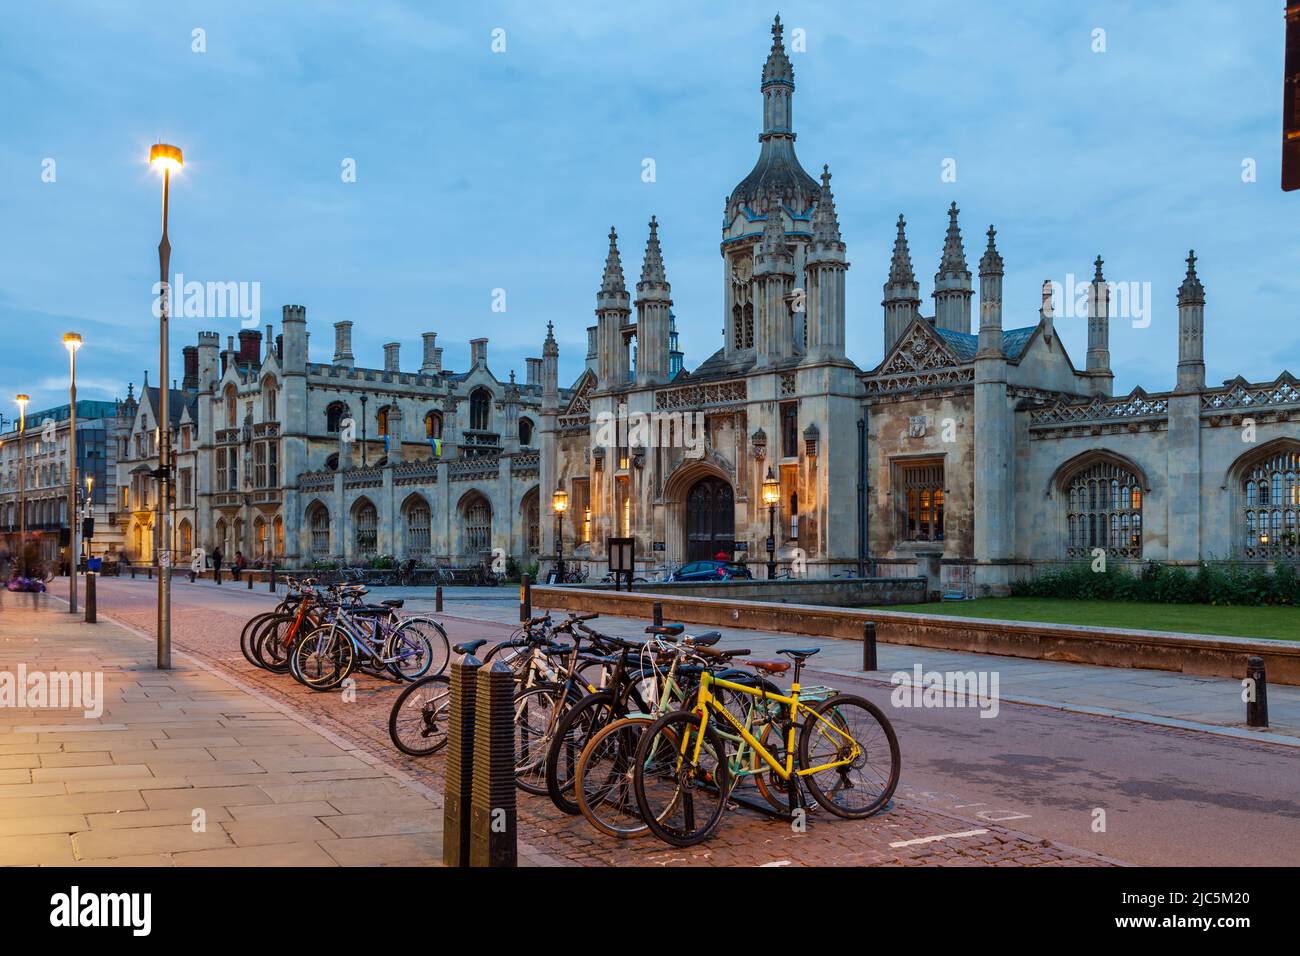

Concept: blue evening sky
[[1, 1, 1294, 416]]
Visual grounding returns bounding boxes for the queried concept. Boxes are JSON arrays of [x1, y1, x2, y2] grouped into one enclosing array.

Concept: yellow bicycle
[[632, 647, 900, 847]]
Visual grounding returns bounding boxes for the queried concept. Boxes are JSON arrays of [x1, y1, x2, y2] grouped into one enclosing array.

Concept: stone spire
[[757, 203, 790, 262], [888, 214, 916, 285], [1086, 254, 1113, 394], [937, 202, 969, 278], [811, 165, 842, 245], [543, 320, 558, 356], [639, 216, 666, 286], [977, 226, 1004, 358], [1178, 249, 1205, 306], [635, 217, 672, 385], [762, 14, 794, 93], [600, 226, 627, 295], [933, 202, 973, 334], [1176, 250, 1206, 391], [541, 321, 559, 411], [883, 214, 922, 354]]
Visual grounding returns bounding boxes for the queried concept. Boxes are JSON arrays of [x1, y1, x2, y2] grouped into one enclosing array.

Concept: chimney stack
[[383, 342, 401, 373], [470, 338, 488, 367], [421, 333, 439, 373], [333, 321, 355, 367], [182, 346, 199, 391], [526, 357, 542, 386], [237, 329, 262, 366]]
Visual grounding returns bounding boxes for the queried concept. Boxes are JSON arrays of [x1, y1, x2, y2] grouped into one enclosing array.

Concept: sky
[[1, 1, 1296, 418]]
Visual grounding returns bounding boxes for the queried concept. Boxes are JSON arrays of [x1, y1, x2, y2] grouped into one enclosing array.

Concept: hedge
[[1010, 560, 1300, 606]]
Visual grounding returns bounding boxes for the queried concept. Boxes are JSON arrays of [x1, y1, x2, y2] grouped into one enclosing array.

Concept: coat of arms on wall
[[908, 415, 928, 438]]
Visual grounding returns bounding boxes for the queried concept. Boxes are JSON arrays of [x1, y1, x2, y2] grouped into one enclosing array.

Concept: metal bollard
[[130, 564, 136, 579], [435, 585, 443, 613], [247, 573, 253, 590], [442, 652, 481, 867], [84, 572, 96, 624], [147, 565, 152, 580], [863, 622, 878, 671], [1246, 656, 1269, 728], [469, 660, 517, 867], [519, 573, 531, 622], [269, 565, 276, 592], [653, 601, 663, 628]]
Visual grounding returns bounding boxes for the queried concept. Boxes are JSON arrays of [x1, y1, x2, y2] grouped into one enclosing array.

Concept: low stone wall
[[531, 586, 1300, 686], [567, 577, 927, 607]]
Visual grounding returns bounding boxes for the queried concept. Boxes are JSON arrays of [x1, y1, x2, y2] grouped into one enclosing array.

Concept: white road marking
[[890, 828, 989, 848]]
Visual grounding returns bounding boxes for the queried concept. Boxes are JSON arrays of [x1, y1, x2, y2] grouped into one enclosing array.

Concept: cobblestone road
[[79, 579, 1120, 866]]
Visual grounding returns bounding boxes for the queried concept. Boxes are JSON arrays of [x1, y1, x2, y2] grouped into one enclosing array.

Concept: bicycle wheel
[[293, 626, 355, 691], [798, 694, 900, 818], [384, 619, 440, 681], [240, 612, 277, 668], [545, 690, 619, 815], [513, 683, 568, 794], [575, 715, 653, 839], [388, 675, 452, 756], [253, 614, 296, 673], [633, 709, 730, 848]]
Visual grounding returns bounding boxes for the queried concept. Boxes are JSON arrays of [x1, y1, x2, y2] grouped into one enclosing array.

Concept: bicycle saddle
[[777, 648, 820, 659], [453, 639, 489, 655], [381, 598, 404, 608], [644, 623, 684, 636], [685, 631, 721, 646], [744, 659, 791, 675]]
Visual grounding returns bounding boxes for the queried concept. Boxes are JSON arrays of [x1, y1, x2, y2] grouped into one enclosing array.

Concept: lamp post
[[552, 488, 568, 581], [359, 394, 368, 467], [84, 474, 94, 565], [150, 142, 182, 669], [63, 333, 82, 612], [762, 467, 780, 580], [15, 395, 28, 578]]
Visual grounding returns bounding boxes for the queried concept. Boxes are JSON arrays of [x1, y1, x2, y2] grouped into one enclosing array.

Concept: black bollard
[[247, 573, 253, 590], [84, 572, 96, 624], [130, 564, 136, 579], [436, 585, 443, 613], [653, 602, 663, 628], [147, 565, 152, 580], [469, 660, 517, 867], [442, 653, 481, 867], [269, 565, 276, 592], [863, 621, 878, 671], [519, 573, 531, 622], [1246, 656, 1269, 728]]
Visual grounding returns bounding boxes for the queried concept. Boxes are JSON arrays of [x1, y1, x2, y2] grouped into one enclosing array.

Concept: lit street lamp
[[762, 467, 781, 580], [552, 488, 568, 581], [15, 394, 28, 578], [64, 333, 82, 612], [149, 142, 182, 669]]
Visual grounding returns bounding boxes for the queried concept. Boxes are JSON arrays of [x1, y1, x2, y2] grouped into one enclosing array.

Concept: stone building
[[116, 318, 558, 570], [538, 15, 1300, 594]]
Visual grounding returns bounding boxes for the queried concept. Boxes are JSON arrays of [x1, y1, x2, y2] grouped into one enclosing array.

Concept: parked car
[[668, 560, 753, 582]]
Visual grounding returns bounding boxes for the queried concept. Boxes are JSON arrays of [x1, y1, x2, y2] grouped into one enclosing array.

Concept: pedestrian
[[233, 550, 246, 582], [212, 546, 223, 585]]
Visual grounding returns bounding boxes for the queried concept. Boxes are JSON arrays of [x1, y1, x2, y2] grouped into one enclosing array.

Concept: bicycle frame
[[690, 671, 860, 781]]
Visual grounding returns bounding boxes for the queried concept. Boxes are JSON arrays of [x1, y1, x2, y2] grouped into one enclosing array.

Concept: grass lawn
[[864, 597, 1300, 641]]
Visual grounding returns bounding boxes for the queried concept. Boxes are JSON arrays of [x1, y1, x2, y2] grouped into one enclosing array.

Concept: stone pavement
[[0, 592, 501, 867], [421, 595, 1300, 744]]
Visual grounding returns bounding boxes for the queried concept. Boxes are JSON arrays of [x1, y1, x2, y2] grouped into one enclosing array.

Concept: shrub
[[1014, 559, 1299, 606]]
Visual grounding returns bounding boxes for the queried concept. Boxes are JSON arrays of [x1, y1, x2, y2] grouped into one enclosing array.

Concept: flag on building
[[429, 437, 443, 458]]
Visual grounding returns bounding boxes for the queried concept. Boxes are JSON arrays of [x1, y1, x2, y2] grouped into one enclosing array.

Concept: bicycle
[[632, 647, 901, 847], [291, 596, 448, 690]]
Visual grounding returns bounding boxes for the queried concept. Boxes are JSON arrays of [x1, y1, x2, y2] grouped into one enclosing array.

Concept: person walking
[[212, 546, 223, 585]]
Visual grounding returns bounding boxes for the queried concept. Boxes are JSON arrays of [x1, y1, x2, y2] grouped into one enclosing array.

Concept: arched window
[[254, 516, 268, 560], [1239, 445, 1300, 558], [354, 501, 378, 556], [326, 401, 347, 433], [405, 498, 431, 556], [463, 496, 492, 554], [179, 520, 192, 555], [263, 382, 277, 421], [425, 411, 443, 440], [1063, 459, 1142, 557], [377, 406, 390, 437], [308, 505, 330, 557], [518, 418, 534, 447], [470, 388, 492, 431], [325, 452, 339, 471], [224, 385, 238, 428], [273, 515, 284, 557]]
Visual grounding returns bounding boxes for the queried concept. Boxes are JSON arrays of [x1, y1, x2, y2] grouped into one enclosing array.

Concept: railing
[[1029, 389, 1170, 426], [392, 460, 440, 485], [1202, 375, 1300, 412], [448, 456, 501, 481], [299, 471, 335, 492], [511, 451, 539, 475], [655, 378, 747, 411]]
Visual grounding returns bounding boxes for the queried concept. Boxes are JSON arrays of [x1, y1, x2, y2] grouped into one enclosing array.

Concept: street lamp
[[84, 474, 94, 564], [63, 333, 82, 612], [14, 395, 28, 578], [762, 467, 781, 580], [150, 141, 182, 669], [552, 488, 568, 581]]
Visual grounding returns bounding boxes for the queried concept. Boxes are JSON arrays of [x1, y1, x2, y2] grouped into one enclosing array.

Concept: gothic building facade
[[538, 16, 1300, 595]]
